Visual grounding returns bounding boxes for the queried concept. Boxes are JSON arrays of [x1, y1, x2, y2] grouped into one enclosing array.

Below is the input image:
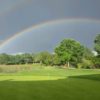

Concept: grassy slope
[[0, 65, 100, 100]]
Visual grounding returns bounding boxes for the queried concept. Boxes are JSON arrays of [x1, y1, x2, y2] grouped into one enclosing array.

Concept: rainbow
[[0, 18, 100, 48]]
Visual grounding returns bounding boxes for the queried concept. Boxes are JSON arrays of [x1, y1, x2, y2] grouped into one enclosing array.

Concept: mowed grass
[[0, 65, 100, 100]]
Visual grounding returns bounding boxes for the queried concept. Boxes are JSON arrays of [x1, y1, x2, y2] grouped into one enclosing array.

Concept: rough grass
[[0, 64, 100, 100]]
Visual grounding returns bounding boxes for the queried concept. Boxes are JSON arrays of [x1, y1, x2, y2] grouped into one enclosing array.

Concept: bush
[[80, 59, 93, 69]]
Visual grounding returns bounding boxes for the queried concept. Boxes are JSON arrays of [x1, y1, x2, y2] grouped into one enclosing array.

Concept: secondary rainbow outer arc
[[0, 0, 31, 16], [0, 18, 100, 49]]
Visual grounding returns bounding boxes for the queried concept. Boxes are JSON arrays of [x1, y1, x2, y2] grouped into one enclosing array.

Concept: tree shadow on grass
[[0, 74, 100, 100], [69, 74, 100, 81]]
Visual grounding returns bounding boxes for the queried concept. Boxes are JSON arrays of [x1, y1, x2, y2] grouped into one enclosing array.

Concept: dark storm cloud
[[0, 0, 100, 53], [0, 19, 100, 54]]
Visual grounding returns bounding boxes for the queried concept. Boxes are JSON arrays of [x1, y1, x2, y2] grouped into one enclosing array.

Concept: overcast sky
[[0, 0, 100, 53]]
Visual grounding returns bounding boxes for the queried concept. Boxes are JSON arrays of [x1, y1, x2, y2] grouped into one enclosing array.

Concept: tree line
[[0, 34, 100, 69]]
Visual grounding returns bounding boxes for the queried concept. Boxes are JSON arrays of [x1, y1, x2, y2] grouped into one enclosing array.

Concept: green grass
[[0, 65, 100, 100]]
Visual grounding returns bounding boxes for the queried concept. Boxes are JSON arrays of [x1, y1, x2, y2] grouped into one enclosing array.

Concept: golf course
[[0, 65, 100, 100], [0, 1, 100, 100]]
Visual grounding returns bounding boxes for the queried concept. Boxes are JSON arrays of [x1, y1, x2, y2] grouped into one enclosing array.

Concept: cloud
[[0, 0, 32, 16]]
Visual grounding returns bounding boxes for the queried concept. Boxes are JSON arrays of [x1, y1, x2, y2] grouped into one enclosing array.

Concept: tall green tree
[[93, 34, 100, 68], [55, 39, 85, 68], [94, 34, 100, 56]]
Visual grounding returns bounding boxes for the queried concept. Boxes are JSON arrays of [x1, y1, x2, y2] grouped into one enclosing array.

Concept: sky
[[0, 0, 100, 54]]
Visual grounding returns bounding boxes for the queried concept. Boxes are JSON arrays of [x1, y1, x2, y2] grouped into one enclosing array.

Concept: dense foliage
[[0, 53, 33, 65], [94, 34, 100, 55], [55, 39, 85, 67], [94, 34, 100, 67]]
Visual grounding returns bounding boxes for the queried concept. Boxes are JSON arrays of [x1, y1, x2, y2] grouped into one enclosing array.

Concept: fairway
[[0, 66, 100, 100]]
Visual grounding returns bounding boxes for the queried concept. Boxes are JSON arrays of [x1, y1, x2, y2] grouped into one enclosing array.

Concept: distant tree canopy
[[0, 53, 10, 64], [34, 51, 52, 65], [0, 53, 33, 65], [0, 34, 100, 69]]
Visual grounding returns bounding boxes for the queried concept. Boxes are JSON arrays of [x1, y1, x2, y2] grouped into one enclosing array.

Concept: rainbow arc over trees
[[0, 18, 100, 48]]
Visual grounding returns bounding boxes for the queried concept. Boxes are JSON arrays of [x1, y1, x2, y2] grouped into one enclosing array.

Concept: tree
[[93, 34, 100, 68], [92, 56, 100, 68], [34, 51, 52, 65], [55, 39, 85, 68], [83, 47, 94, 60], [52, 54, 61, 66], [0, 53, 10, 64], [21, 53, 33, 64], [79, 47, 94, 69], [94, 34, 100, 56]]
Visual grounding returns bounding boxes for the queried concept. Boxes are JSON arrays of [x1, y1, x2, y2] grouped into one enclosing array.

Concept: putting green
[[0, 76, 65, 81]]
